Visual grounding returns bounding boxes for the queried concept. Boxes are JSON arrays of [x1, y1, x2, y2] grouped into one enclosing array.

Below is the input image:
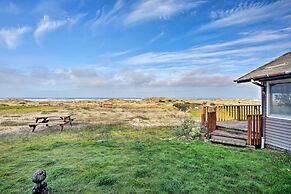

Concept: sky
[[0, 0, 290, 99]]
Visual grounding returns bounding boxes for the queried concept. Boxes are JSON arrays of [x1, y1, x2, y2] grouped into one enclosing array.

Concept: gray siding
[[265, 117, 291, 151]]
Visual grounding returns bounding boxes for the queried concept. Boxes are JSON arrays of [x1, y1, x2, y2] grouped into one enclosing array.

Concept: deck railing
[[201, 104, 261, 123], [247, 114, 263, 146]]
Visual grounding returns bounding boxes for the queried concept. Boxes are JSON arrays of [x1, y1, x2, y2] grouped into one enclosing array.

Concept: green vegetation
[[0, 105, 57, 113], [175, 120, 201, 140], [173, 103, 190, 112], [0, 125, 290, 193], [190, 109, 200, 121]]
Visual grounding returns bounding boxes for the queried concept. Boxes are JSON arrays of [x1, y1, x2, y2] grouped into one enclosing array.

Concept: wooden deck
[[217, 121, 248, 131], [201, 105, 262, 147]]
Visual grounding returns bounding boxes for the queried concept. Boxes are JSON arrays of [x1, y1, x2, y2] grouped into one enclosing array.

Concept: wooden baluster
[[223, 106, 226, 121], [252, 115, 256, 145], [247, 115, 251, 145], [217, 106, 221, 121], [245, 106, 247, 120], [206, 106, 208, 121], [237, 106, 241, 121]]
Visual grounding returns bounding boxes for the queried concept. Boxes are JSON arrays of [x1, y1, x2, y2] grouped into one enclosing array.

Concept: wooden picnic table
[[29, 115, 74, 132], [35, 115, 72, 123]]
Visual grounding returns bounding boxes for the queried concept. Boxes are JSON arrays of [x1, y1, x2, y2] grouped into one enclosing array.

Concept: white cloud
[[203, 0, 291, 30], [90, 0, 203, 27], [123, 29, 291, 66], [124, 0, 203, 25], [191, 29, 291, 51], [92, 0, 124, 27], [34, 15, 67, 41], [0, 26, 30, 49], [119, 69, 156, 86], [100, 49, 132, 57], [67, 13, 87, 26], [117, 67, 234, 87]]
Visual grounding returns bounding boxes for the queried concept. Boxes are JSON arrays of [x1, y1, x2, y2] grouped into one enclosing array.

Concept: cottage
[[235, 52, 291, 151]]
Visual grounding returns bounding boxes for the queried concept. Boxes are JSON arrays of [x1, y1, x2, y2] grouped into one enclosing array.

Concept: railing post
[[237, 106, 241, 121], [207, 110, 217, 133], [200, 106, 206, 126], [247, 114, 263, 146]]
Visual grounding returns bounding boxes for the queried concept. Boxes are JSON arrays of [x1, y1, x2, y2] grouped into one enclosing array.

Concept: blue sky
[[0, 0, 290, 99]]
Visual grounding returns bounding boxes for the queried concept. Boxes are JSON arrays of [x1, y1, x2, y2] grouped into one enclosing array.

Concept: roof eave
[[234, 71, 291, 83]]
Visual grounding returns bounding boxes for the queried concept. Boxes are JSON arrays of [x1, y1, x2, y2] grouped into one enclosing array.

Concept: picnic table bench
[[29, 115, 74, 132]]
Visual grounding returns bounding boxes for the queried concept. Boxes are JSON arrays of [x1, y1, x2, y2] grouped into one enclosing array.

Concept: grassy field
[[0, 125, 290, 194], [0, 105, 57, 113]]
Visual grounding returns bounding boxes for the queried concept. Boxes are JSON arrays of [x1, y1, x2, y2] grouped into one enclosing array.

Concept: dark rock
[[32, 186, 40, 194], [32, 169, 46, 183], [32, 169, 51, 194]]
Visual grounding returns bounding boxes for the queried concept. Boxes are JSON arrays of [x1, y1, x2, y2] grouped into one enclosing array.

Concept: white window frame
[[266, 78, 291, 120]]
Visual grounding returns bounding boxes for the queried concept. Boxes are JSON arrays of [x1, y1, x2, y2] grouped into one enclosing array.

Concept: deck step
[[210, 135, 247, 147], [217, 126, 247, 135], [211, 130, 247, 140]]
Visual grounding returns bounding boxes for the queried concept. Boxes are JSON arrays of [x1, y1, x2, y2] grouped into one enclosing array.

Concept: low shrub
[[173, 103, 190, 112], [175, 120, 201, 140]]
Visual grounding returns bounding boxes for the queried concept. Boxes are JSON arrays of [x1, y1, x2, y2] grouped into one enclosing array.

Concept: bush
[[175, 120, 201, 140], [173, 103, 190, 112]]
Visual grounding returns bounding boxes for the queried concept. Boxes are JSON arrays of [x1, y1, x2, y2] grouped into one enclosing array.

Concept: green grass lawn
[[0, 125, 290, 194], [0, 105, 58, 113]]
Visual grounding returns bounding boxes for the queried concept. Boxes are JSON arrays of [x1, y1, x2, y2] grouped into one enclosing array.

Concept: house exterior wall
[[265, 117, 291, 151], [263, 79, 291, 151]]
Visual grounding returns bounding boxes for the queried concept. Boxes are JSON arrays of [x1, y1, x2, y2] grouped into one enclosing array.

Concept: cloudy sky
[[0, 0, 290, 99]]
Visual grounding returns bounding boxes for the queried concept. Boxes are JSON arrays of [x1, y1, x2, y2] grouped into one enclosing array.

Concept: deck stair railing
[[247, 114, 263, 146], [200, 106, 217, 133]]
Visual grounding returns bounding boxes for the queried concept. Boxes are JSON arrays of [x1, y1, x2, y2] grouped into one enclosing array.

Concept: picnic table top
[[35, 115, 72, 119]]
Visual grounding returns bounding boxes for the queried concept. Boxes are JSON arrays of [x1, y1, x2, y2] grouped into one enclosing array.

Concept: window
[[269, 81, 291, 119]]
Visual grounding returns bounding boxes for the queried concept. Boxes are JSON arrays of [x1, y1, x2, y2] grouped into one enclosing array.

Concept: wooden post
[[200, 106, 206, 126], [247, 115, 252, 145], [207, 111, 216, 133], [252, 115, 256, 145], [237, 105, 241, 121], [247, 114, 263, 146]]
